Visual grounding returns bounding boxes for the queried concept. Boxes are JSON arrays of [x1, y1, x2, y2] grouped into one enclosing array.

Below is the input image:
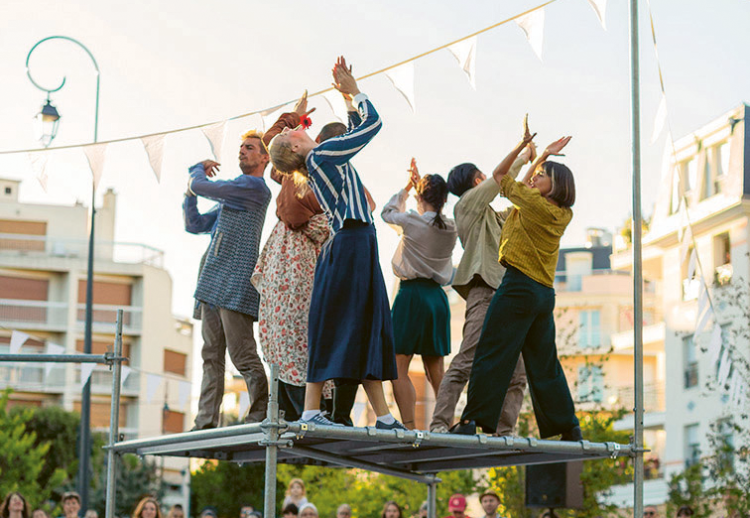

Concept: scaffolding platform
[[111, 420, 632, 482]]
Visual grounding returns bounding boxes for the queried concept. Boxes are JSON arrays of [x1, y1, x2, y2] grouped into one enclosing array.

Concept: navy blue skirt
[[307, 221, 397, 382]]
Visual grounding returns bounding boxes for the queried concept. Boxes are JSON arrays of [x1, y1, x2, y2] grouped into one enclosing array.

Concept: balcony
[[578, 382, 665, 413], [0, 363, 140, 396], [0, 233, 164, 268], [76, 303, 142, 335], [0, 299, 68, 331]]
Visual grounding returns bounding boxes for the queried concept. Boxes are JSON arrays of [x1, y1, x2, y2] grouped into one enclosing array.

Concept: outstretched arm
[[493, 115, 536, 187], [183, 194, 219, 234], [521, 136, 572, 185]]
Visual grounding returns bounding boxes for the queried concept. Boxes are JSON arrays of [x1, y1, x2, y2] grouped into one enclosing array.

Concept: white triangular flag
[[10, 331, 30, 354], [201, 121, 226, 162], [80, 363, 96, 386], [238, 391, 250, 419], [44, 343, 66, 377], [145, 373, 163, 404], [709, 324, 723, 365], [586, 0, 607, 29], [83, 143, 108, 191], [260, 104, 292, 132], [141, 134, 166, 182], [120, 365, 133, 389], [695, 306, 713, 337], [717, 350, 731, 386], [680, 225, 692, 265], [386, 62, 416, 113], [650, 94, 668, 144], [515, 8, 545, 61], [687, 249, 697, 281], [177, 380, 191, 410], [448, 36, 478, 89], [697, 283, 709, 318], [28, 152, 49, 192], [322, 91, 350, 124]]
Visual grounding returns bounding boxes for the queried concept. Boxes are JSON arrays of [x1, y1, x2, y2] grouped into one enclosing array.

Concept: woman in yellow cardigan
[[452, 117, 581, 440]]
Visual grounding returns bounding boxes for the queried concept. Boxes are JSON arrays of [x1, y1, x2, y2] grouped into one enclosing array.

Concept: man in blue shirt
[[183, 130, 272, 429]]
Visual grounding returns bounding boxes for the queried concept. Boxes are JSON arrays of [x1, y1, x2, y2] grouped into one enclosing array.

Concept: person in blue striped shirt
[[269, 56, 405, 430]]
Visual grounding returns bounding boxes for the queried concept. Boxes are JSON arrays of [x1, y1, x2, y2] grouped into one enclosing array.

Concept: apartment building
[[610, 103, 750, 499], [0, 178, 193, 509]]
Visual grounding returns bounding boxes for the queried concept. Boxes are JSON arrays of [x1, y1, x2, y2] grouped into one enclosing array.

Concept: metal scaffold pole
[[105, 309, 124, 518], [629, 0, 646, 514], [263, 364, 281, 518]]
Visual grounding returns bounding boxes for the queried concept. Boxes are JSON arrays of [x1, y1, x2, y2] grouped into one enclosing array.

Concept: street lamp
[[34, 97, 61, 148], [26, 35, 100, 512]]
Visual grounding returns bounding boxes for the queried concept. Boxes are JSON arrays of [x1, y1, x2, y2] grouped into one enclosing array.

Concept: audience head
[[316, 122, 347, 144], [417, 502, 428, 518], [281, 504, 298, 518], [298, 504, 318, 518], [415, 174, 449, 229], [238, 130, 269, 176], [643, 506, 658, 518], [335, 505, 351, 518], [200, 509, 217, 518], [535, 161, 575, 208], [31, 511, 50, 518], [479, 492, 500, 517], [61, 493, 81, 518], [1, 492, 29, 518], [167, 505, 184, 518], [381, 502, 401, 518], [448, 494, 467, 518], [447, 163, 484, 197], [676, 506, 693, 518], [240, 506, 255, 518], [286, 478, 306, 500], [132, 497, 162, 518], [85, 510, 98, 518]]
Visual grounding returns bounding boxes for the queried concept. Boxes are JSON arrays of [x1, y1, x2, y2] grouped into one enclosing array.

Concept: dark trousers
[[332, 379, 359, 426], [277, 382, 333, 422], [461, 266, 578, 438]]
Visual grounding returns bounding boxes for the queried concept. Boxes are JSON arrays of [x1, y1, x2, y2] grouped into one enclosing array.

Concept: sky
[[1, 0, 749, 369]]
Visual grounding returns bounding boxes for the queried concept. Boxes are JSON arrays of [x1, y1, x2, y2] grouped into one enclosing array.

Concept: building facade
[[0, 179, 193, 510]]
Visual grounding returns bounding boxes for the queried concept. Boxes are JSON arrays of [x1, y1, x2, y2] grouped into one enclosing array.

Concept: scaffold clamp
[[412, 430, 424, 448]]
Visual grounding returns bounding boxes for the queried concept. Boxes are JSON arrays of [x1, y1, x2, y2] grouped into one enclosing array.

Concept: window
[[164, 350, 187, 376], [4, 187, 11, 195], [683, 335, 698, 389], [579, 310, 601, 348], [577, 365, 603, 403], [717, 141, 730, 176], [713, 233, 732, 285], [714, 418, 735, 471], [684, 424, 700, 467], [702, 148, 715, 199], [683, 158, 698, 193], [163, 410, 185, 434]]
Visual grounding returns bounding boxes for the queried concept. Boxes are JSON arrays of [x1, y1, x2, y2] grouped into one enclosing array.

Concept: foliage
[[666, 463, 713, 518], [89, 454, 166, 518], [0, 389, 67, 507], [190, 460, 276, 518]]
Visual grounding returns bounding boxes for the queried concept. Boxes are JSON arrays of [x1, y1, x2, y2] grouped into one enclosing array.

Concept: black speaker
[[525, 462, 583, 509]]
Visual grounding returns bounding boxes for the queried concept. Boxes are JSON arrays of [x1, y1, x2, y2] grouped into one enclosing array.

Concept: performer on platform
[[452, 117, 581, 441], [268, 56, 404, 430], [381, 158, 456, 429]]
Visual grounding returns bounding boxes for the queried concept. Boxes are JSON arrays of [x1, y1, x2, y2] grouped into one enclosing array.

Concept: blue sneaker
[[299, 413, 343, 427], [376, 419, 408, 431]]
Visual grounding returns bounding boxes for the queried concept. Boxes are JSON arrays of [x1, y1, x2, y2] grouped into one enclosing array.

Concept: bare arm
[[493, 114, 536, 186], [521, 136, 572, 185]]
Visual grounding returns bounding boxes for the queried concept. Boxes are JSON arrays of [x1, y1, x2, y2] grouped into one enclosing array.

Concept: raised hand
[[405, 157, 421, 192], [522, 113, 537, 145], [293, 90, 317, 118], [332, 56, 360, 99], [200, 159, 220, 177], [545, 136, 572, 157]]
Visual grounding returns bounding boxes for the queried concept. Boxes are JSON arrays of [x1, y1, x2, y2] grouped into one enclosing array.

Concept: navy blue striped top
[[306, 93, 382, 233]]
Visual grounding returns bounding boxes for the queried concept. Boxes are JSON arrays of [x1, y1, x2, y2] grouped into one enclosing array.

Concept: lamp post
[[26, 35, 100, 512]]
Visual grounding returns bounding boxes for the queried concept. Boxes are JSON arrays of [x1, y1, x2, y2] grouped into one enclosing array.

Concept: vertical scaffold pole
[[629, 0, 646, 514], [263, 363, 280, 518], [105, 309, 124, 518], [427, 477, 438, 518]]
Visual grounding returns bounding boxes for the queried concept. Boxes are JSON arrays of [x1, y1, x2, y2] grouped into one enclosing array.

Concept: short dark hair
[[61, 493, 81, 505], [281, 505, 298, 516], [544, 161, 575, 208], [447, 163, 481, 197], [316, 122, 347, 143]]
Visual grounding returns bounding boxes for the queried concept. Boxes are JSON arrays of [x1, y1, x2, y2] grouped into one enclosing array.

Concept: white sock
[[376, 413, 396, 425], [301, 410, 321, 421]]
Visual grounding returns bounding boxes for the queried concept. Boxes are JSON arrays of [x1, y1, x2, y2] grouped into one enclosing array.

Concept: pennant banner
[[708, 324, 723, 366], [679, 225, 692, 265], [717, 349, 731, 387], [80, 363, 96, 387], [322, 91, 350, 124], [695, 306, 713, 337], [83, 143, 108, 191], [697, 283, 709, 318], [10, 331, 30, 355], [386, 62, 417, 113], [121, 365, 133, 389], [44, 342, 66, 378], [687, 249, 697, 281], [260, 104, 292, 132], [448, 36, 478, 89], [650, 94, 668, 144], [515, 8, 545, 61], [238, 391, 250, 419], [201, 121, 226, 162], [177, 380, 191, 410], [141, 134, 166, 182], [145, 373, 163, 404], [28, 152, 49, 192], [586, 0, 607, 30]]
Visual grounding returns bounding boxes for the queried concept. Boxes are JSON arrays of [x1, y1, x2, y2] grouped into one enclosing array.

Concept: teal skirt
[[391, 278, 451, 357]]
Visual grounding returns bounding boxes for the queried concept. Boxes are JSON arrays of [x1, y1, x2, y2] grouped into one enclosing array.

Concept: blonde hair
[[241, 130, 267, 155], [133, 498, 163, 518], [269, 138, 308, 176], [286, 478, 306, 496]]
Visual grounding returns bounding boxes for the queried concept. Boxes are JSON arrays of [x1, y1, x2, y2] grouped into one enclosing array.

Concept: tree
[[190, 460, 276, 518], [0, 389, 67, 506]]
